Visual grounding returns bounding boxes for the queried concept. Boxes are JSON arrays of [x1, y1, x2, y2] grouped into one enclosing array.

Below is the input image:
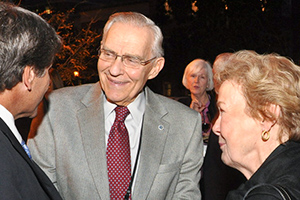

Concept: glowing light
[[45, 7, 51, 14], [74, 71, 79, 77], [164, 1, 171, 12], [192, 1, 198, 12]]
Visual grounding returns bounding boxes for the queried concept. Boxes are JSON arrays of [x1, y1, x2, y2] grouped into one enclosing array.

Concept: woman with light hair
[[201, 52, 246, 200], [213, 50, 300, 199], [180, 59, 217, 146]]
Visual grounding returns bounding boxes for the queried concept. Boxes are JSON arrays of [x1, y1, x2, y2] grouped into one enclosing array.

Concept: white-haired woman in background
[[180, 59, 217, 147]]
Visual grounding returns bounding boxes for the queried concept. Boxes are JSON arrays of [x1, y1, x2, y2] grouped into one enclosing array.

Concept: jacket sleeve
[[27, 112, 58, 190], [173, 113, 203, 199]]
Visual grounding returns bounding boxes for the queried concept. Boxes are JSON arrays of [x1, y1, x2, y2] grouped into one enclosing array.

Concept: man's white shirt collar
[[0, 104, 23, 144], [103, 91, 146, 125]]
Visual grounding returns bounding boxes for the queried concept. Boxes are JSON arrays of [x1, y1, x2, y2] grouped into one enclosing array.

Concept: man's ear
[[23, 66, 35, 91], [148, 57, 165, 80]]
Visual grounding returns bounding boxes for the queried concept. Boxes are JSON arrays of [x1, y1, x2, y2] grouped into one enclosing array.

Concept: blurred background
[[10, 0, 300, 97]]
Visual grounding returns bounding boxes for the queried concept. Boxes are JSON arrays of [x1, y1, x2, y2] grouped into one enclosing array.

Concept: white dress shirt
[[104, 91, 145, 173], [104, 92, 145, 194]]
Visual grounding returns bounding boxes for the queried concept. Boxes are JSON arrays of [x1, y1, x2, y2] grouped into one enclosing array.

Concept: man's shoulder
[[50, 83, 98, 100], [48, 83, 101, 109], [53, 83, 95, 96], [146, 88, 198, 116]]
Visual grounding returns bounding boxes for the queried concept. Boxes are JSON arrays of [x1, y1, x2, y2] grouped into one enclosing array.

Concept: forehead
[[218, 80, 246, 110], [188, 65, 207, 75], [103, 22, 153, 56]]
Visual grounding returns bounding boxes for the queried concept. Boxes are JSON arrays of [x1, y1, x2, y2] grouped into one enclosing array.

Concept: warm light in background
[[192, 1, 198, 12], [74, 71, 79, 77], [164, 0, 171, 13], [45, 7, 51, 14], [260, 0, 267, 12]]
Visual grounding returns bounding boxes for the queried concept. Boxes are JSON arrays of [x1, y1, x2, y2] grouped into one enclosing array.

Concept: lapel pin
[[158, 125, 164, 130]]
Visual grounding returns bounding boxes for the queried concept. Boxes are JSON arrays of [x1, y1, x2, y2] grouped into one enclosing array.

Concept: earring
[[261, 130, 270, 142], [261, 120, 277, 142], [28, 88, 32, 92]]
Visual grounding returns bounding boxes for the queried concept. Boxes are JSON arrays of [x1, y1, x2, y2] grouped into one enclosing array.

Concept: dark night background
[[9, 0, 300, 97]]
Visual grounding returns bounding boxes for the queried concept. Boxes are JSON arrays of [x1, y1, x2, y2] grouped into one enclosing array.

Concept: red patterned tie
[[107, 106, 131, 199]]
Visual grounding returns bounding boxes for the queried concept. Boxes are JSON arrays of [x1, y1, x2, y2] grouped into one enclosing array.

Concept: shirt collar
[[103, 91, 146, 124], [0, 104, 23, 143]]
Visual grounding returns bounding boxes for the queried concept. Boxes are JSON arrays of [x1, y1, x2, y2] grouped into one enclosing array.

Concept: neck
[[0, 84, 26, 119], [237, 131, 282, 180], [191, 92, 209, 106]]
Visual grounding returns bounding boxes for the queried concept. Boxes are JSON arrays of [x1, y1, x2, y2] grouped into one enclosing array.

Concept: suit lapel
[[0, 118, 30, 162], [77, 83, 110, 200], [133, 87, 170, 199], [77, 85, 171, 199], [0, 118, 61, 199]]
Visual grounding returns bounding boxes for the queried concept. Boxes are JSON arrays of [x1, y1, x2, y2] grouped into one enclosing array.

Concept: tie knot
[[115, 106, 130, 122]]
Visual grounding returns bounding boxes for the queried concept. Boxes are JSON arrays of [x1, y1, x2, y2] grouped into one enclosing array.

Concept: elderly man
[[28, 12, 203, 200], [0, 2, 62, 199]]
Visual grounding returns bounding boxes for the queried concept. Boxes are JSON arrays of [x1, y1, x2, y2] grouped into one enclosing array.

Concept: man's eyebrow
[[101, 46, 114, 52], [102, 46, 144, 60]]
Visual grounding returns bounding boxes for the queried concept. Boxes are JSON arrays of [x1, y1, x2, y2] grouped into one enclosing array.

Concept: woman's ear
[[23, 66, 36, 91], [269, 104, 281, 119], [148, 57, 165, 80], [261, 104, 280, 131]]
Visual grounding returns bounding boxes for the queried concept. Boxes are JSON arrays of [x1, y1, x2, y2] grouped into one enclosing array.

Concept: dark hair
[[49, 68, 64, 90], [0, 2, 61, 91]]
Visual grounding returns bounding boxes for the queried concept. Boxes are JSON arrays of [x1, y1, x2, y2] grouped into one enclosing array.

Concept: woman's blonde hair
[[214, 50, 300, 142]]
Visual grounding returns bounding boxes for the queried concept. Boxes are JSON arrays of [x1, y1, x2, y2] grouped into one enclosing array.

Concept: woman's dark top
[[178, 90, 218, 124], [178, 90, 246, 200], [226, 141, 300, 200]]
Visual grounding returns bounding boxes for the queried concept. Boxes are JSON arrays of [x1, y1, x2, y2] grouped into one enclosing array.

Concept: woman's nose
[[212, 114, 221, 136]]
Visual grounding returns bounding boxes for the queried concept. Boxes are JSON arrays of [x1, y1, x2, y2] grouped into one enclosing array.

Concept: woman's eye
[[218, 107, 224, 113]]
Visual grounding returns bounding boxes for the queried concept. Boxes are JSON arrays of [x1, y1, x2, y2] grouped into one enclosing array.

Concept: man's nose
[[109, 56, 125, 76]]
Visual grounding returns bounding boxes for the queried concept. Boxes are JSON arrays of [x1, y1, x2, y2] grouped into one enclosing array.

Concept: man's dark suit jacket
[[0, 118, 62, 200]]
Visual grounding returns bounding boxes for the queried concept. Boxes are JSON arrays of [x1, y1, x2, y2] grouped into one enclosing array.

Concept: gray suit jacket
[[28, 83, 203, 200]]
